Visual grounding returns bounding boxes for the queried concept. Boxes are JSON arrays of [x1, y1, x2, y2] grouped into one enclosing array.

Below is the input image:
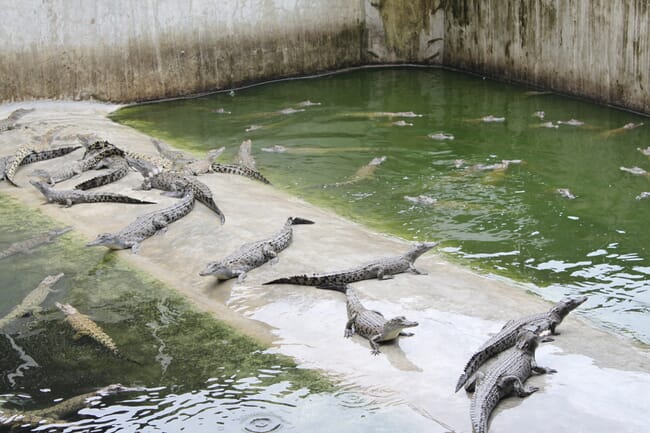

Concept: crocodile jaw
[[86, 233, 131, 250], [382, 316, 419, 340], [199, 262, 236, 280]]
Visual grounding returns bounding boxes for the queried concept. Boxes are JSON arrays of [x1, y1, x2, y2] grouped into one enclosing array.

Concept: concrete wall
[[0, 0, 364, 102], [445, 0, 650, 113]]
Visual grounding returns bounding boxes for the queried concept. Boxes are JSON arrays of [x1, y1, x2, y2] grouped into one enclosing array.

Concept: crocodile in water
[[0, 227, 72, 261], [200, 217, 314, 281], [263, 241, 439, 288], [0, 273, 64, 330], [30, 180, 156, 207], [455, 296, 587, 392], [344, 286, 418, 355], [468, 330, 556, 433], [86, 188, 195, 254]]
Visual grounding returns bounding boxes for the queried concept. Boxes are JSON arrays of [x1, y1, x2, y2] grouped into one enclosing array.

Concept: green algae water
[[111, 67, 650, 345]]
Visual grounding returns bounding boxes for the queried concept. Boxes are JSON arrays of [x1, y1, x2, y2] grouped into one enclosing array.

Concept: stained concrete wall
[[445, 0, 650, 113], [0, 0, 363, 102]]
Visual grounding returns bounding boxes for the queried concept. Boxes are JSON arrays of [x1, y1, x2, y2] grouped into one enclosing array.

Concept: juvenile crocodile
[[31, 145, 123, 185], [86, 188, 195, 254], [211, 162, 271, 184], [264, 241, 439, 288], [0, 273, 64, 330], [468, 330, 556, 433], [200, 217, 314, 281], [74, 156, 130, 190], [343, 286, 418, 355], [0, 145, 81, 181], [55, 302, 140, 364], [30, 180, 156, 207], [455, 296, 587, 392], [0, 227, 72, 261], [0, 108, 34, 132], [139, 170, 225, 224]]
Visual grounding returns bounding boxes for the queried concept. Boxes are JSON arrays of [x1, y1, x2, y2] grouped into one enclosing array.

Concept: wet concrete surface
[[0, 101, 648, 432]]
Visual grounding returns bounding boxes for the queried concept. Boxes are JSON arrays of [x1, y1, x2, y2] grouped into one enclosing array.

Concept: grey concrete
[[0, 101, 648, 432]]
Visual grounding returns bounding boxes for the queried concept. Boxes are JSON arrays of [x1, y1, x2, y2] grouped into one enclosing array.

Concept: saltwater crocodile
[[86, 188, 195, 254], [211, 162, 271, 184], [468, 330, 556, 433], [30, 180, 156, 207], [0, 108, 34, 132], [455, 296, 587, 392], [0, 273, 64, 330], [0, 145, 81, 182], [31, 145, 123, 185], [343, 286, 418, 355], [56, 302, 139, 364], [200, 217, 314, 281], [0, 227, 72, 261], [74, 156, 130, 190], [264, 241, 439, 288]]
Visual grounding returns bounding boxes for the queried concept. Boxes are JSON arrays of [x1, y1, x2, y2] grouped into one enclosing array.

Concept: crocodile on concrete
[[180, 147, 225, 175], [199, 216, 314, 281], [86, 188, 195, 254], [0, 108, 34, 132], [263, 241, 439, 288], [235, 139, 257, 170], [82, 138, 173, 170], [30, 145, 123, 185], [211, 162, 271, 184], [468, 330, 556, 433], [0, 145, 81, 182], [343, 286, 418, 355], [0, 227, 72, 261], [30, 180, 156, 208], [455, 296, 587, 392], [74, 156, 130, 190], [0, 273, 64, 330]]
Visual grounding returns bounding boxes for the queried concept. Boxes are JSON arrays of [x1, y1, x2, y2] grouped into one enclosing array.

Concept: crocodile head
[[55, 302, 78, 316], [199, 262, 236, 280], [515, 329, 541, 353], [382, 316, 418, 339], [86, 233, 132, 250], [405, 241, 440, 260], [553, 296, 588, 318]]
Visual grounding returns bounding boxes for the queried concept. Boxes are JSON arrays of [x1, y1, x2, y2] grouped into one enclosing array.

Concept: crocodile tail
[[211, 163, 271, 185], [199, 197, 226, 224], [75, 166, 128, 190], [455, 351, 486, 392], [289, 217, 315, 225], [263, 274, 320, 286], [105, 194, 156, 205], [455, 373, 469, 393]]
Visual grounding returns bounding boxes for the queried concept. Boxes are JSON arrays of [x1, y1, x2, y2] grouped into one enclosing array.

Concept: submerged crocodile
[[324, 156, 387, 188], [31, 145, 123, 185], [74, 156, 130, 190], [343, 286, 418, 355], [264, 241, 439, 288], [200, 217, 314, 281], [468, 330, 556, 433], [455, 296, 587, 392], [0, 145, 81, 182], [86, 188, 195, 254], [0, 273, 64, 330], [30, 180, 156, 207], [0, 227, 72, 261], [0, 108, 34, 132], [211, 162, 271, 184]]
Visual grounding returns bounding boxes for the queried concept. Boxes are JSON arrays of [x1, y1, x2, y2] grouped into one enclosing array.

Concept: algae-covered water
[[112, 67, 650, 345], [0, 194, 435, 432]]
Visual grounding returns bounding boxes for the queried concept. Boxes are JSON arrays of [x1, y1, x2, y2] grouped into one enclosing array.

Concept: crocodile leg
[[131, 242, 142, 255], [235, 271, 247, 283], [531, 359, 557, 375], [399, 331, 415, 337], [369, 335, 382, 355], [506, 376, 539, 397], [408, 263, 427, 275], [375, 266, 393, 280], [262, 244, 279, 264], [344, 315, 356, 337], [464, 371, 484, 393]]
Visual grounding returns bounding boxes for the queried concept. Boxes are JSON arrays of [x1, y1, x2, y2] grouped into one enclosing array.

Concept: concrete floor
[[1, 101, 648, 433]]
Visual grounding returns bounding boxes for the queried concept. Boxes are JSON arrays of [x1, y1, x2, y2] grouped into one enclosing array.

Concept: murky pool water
[[112, 67, 650, 345]]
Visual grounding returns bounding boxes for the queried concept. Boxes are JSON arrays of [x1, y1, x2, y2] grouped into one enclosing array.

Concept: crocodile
[[30, 180, 156, 207], [0, 108, 34, 132], [264, 241, 439, 288], [211, 162, 271, 184], [236, 139, 257, 170], [0, 227, 72, 261], [152, 138, 196, 165], [200, 217, 314, 281], [4, 144, 37, 186], [137, 169, 225, 224], [0, 273, 64, 330], [74, 156, 130, 190], [454, 296, 587, 393], [0, 145, 81, 181], [55, 302, 140, 364], [324, 156, 387, 188], [468, 330, 556, 433], [82, 138, 172, 170], [86, 188, 195, 254], [30, 145, 123, 185], [343, 286, 418, 355]]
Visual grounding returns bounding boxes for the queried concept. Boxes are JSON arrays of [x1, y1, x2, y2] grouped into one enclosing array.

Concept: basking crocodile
[[56, 302, 140, 364], [0, 273, 64, 330], [82, 138, 173, 170], [0, 227, 72, 261], [264, 241, 439, 288], [343, 286, 418, 355], [31, 145, 123, 185], [30, 180, 156, 207], [180, 147, 225, 175], [86, 188, 195, 254], [0, 145, 81, 182], [152, 138, 196, 165], [211, 162, 271, 184], [74, 156, 130, 190], [455, 296, 587, 392], [468, 330, 556, 433], [200, 217, 314, 281], [0, 108, 34, 132]]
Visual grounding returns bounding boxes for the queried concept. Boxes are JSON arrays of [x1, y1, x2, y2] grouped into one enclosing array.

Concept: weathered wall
[[0, 0, 363, 102], [445, 0, 650, 113]]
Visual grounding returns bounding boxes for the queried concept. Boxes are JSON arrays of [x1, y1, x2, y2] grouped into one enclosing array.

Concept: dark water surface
[[111, 67, 650, 345]]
